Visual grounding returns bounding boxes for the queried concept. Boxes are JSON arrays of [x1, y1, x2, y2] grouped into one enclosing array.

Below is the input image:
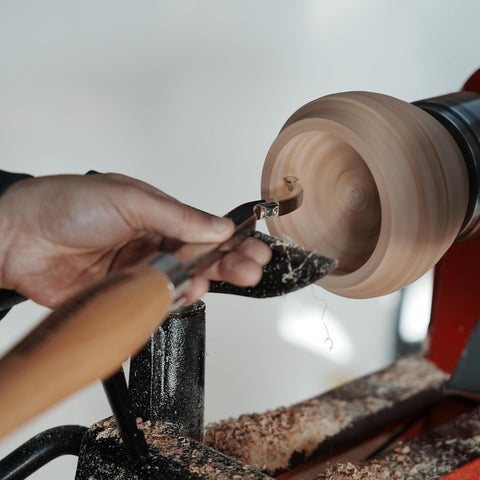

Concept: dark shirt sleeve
[[0, 169, 32, 196], [0, 170, 32, 319]]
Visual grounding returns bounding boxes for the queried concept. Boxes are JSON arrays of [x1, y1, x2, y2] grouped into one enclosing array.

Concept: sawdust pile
[[205, 397, 353, 473], [317, 445, 415, 480], [317, 461, 400, 480], [94, 417, 120, 440], [317, 424, 480, 480], [382, 434, 480, 480], [93, 417, 268, 479], [95, 417, 182, 455], [204, 356, 448, 474]]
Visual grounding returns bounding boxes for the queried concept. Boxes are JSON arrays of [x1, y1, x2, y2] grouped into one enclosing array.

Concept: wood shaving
[[316, 409, 480, 480], [204, 356, 448, 474], [91, 417, 269, 479]]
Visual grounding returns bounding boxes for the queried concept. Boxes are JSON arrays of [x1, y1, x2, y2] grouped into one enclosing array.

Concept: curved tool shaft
[[174, 176, 303, 278]]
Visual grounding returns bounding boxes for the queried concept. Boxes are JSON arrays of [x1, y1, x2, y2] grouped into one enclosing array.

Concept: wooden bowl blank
[[261, 92, 468, 298]]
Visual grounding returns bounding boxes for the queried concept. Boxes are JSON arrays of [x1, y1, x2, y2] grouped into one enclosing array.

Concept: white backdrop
[[0, 1, 478, 478]]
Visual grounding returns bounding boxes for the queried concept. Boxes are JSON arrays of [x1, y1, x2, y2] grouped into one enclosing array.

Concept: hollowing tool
[[158, 174, 311, 305], [1, 69, 480, 480]]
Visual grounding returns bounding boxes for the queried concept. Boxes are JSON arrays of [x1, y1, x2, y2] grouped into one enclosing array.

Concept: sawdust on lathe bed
[[94, 417, 266, 479], [204, 356, 448, 474]]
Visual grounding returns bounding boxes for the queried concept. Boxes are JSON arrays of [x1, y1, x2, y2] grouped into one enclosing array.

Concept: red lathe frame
[[427, 69, 480, 480], [428, 69, 480, 373]]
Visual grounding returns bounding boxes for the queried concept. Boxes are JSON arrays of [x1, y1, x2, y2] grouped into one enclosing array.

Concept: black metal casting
[[0, 425, 87, 480], [74, 421, 271, 480]]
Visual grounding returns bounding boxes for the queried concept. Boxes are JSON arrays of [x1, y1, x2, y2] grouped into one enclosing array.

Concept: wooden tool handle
[[0, 265, 173, 440]]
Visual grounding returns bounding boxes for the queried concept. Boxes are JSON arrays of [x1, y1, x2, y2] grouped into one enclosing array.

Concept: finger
[[184, 276, 210, 304], [234, 237, 272, 265], [205, 251, 265, 287], [120, 188, 235, 244]]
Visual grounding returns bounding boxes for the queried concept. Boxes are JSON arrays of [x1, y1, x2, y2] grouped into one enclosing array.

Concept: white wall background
[[0, 1, 478, 478]]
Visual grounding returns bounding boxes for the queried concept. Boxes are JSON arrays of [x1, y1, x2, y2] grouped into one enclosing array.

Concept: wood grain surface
[[0, 265, 173, 440], [262, 92, 468, 298]]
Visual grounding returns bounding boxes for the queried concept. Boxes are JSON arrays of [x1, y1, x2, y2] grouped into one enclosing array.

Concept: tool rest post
[[129, 301, 206, 441]]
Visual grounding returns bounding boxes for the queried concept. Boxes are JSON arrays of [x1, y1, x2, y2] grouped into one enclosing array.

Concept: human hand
[[0, 173, 271, 308]]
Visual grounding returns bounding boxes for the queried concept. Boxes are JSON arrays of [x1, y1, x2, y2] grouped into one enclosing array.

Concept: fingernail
[[212, 217, 232, 232]]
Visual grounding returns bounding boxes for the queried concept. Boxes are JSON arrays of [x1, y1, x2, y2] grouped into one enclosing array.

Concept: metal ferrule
[[149, 253, 190, 301], [253, 202, 279, 220], [414, 91, 480, 241]]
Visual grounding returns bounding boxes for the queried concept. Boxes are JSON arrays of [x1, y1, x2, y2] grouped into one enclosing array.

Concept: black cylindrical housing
[[414, 91, 480, 241], [129, 301, 206, 441]]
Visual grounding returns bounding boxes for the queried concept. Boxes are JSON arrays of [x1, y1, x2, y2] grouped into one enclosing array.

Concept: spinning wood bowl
[[262, 92, 470, 298]]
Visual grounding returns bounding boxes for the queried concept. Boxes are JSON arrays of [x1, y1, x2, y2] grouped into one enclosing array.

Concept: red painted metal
[[428, 69, 480, 373], [428, 235, 480, 373], [428, 69, 480, 372], [430, 68, 480, 479], [441, 458, 480, 480], [463, 69, 480, 93]]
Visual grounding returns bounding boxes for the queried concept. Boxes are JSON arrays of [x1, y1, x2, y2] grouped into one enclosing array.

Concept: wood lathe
[[0, 69, 479, 480]]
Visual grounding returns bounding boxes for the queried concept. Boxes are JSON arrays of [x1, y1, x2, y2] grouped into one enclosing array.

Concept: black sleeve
[[0, 170, 33, 319], [0, 169, 33, 196]]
